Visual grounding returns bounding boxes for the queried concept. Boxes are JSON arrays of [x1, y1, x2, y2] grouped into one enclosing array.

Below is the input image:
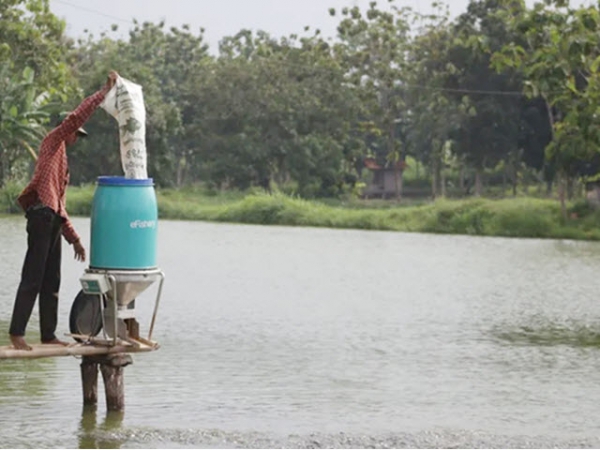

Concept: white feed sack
[[101, 76, 148, 179]]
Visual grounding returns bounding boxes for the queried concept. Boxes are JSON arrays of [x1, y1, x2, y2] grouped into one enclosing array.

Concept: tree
[[187, 29, 360, 196], [0, 0, 76, 97], [492, 0, 600, 217], [0, 0, 76, 187], [0, 64, 57, 186], [331, 1, 414, 200], [406, 4, 476, 198], [70, 21, 210, 186], [441, 0, 526, 196]]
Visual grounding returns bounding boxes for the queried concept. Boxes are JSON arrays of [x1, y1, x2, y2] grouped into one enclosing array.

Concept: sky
[[49, 0, 593, 51]]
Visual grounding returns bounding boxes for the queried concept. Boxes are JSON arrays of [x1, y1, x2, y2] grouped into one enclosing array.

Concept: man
[[9, 71, 119, 351]]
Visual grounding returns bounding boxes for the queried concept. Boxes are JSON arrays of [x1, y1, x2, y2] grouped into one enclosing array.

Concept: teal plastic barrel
[[90, 176, 158, 270]]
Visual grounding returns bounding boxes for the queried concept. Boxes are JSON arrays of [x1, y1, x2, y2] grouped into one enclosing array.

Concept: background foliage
[[1, 0, 599, 206]]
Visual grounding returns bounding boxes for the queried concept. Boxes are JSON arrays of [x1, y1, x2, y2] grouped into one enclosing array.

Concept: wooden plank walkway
[[0, 339, 158, 360]]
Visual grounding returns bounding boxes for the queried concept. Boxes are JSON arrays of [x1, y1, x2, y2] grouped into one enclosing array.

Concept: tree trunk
[[176, 156, 185, 187], [546, 179, 553, 197], [475, 168, 483, 197], [398, 169, 404, 201], [389, 122, 402, 202], [441, 167, 447, 198], [0, 149, 5, 188], [394, 168, 403, 202], [512, 166, 518, 197], [544, 97, 567, 215], [521, 168, 528, 196], [558, 174, 567, 221], [431, 156, 439, 200], [567, 176, 575, 200]]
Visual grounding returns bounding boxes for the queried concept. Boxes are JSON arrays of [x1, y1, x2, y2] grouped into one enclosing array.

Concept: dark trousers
[[9, 207, 63, 342]]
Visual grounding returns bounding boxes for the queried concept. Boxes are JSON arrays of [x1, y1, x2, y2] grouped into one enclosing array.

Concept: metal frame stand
[[85, 268, 165, 346]]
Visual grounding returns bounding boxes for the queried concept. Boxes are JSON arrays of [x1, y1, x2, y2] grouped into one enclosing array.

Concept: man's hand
[[73, 240, 86, 262], [106, 70, 119, 90]]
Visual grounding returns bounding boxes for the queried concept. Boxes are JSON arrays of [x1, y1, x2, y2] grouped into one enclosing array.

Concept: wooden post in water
[[80, 354, 133, 411], [100, 354, 132, 411], [81, 357, 99, 406]]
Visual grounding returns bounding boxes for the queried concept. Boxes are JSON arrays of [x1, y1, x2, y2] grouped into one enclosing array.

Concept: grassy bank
[[56, 185, 600, 241]]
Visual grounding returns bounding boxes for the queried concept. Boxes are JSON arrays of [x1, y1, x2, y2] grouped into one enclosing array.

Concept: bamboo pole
[[0, 342, 157, 360]]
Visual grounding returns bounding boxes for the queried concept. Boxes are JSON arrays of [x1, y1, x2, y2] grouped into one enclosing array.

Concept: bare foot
[[10, 335, 32, 351], [41, 338, 69, 346]]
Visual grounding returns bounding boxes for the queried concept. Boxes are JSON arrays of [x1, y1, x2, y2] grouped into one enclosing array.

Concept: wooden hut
[[362, 157, 406, 199]]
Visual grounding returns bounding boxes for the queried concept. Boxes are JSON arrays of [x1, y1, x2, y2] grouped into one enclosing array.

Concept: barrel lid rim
[[97, 176, 154, 186]]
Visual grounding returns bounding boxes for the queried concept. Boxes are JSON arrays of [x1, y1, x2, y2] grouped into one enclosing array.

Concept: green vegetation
[[493, 321, 600, 347], [1, 0, 599, 239], [60, 185, 600, 241]]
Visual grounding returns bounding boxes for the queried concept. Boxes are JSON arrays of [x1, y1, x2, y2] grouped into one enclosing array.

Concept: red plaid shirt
[[17, 87, 109, 245]]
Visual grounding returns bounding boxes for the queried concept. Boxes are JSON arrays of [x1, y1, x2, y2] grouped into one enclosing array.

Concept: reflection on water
[[78, 407, 124, 449], [1, 217, 600, 448], [493, 321, 600, 347], [0, 345, 55, 403]]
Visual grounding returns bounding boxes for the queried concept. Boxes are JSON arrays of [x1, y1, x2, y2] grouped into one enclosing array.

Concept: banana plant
[[0, 63, 58, 185]]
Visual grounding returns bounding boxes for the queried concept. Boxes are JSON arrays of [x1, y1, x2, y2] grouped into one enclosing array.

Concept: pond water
[[1, 217, 600, 448]]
